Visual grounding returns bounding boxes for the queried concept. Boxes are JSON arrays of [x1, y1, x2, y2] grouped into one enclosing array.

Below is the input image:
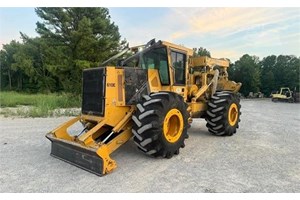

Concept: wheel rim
[[163, 108, 184, 143], [228, 103, 238, 126]]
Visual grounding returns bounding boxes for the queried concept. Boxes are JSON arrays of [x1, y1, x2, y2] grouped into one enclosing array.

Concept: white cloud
[[168, 8, 299, 38], [170, 8, 300, 60]]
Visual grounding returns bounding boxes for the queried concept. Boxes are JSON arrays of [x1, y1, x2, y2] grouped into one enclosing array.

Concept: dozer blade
[[46, 133, 104, 176]]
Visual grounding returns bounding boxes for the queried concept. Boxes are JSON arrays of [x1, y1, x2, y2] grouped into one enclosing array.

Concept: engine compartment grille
[[82, 67, 106, 116]]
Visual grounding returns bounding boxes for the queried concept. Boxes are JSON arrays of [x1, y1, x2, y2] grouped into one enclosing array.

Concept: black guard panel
[[46, 133, 104, 176], [124, 68, 149, 105], [82, 67, 106, 116]]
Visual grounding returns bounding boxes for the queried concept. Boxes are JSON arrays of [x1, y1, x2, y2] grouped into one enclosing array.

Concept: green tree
[[287, 56, 300, 92], [35, 7, 124, 93], [0, 40, 27, 91], [260, 55, 277, 96], [272, 55, 300, 92], [193, 47, 211, 57], [13, 34, 58, 92], [230, 54, 261, 96]]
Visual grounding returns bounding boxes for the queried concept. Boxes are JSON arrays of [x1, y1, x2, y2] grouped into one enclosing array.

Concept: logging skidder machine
[[271, 87, 296, 103], [46, 39, 242, 176]]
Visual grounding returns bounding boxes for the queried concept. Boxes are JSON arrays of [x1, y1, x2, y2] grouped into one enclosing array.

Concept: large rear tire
[[205, 91, 241, 136], [132, 92, 189, 158]]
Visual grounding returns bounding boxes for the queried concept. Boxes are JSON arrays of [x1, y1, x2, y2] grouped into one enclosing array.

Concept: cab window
[[171, 51, 186, 85]]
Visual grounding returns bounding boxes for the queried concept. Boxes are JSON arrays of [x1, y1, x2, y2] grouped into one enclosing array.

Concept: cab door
[[169, 49, 188, 99]]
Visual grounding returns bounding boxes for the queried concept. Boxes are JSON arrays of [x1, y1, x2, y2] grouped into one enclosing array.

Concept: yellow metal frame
[[190, 56, 229, 68]]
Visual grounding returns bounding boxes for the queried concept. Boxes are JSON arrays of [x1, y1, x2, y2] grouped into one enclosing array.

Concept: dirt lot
[[0, 99, 299, 192]]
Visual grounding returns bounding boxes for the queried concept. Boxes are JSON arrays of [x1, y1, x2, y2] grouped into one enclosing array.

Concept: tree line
[[1, 8, 299, 97], [0, 7, 126, 94], [228, 54, 300, 97]]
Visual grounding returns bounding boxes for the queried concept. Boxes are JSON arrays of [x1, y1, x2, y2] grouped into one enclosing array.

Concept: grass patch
[[0, 91, 81, 117], [0, 91, 80, 108]]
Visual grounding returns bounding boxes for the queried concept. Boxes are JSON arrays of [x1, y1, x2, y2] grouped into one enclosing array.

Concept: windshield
[[140, 47, 170, 85], [120, 45, 170, 85]]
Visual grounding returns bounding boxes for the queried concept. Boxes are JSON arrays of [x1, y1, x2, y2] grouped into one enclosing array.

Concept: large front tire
[[132, 92, 189, 158], [205, 91, 241, 136]]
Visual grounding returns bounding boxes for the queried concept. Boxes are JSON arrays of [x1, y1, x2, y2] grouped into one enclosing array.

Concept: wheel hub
[[228, 103, 238, 126], [163, 108, 184, 143]]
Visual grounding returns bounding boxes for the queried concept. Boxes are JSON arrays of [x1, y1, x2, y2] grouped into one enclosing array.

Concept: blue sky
[[0, 7, 299, 61]]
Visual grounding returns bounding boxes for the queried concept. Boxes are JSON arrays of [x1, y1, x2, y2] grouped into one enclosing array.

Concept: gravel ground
[[0, 99, 299, 193]]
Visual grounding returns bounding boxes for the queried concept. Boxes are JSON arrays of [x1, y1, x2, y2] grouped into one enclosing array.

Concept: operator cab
[[280, 88, 292, 97], [122, 40, 192, 87]]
